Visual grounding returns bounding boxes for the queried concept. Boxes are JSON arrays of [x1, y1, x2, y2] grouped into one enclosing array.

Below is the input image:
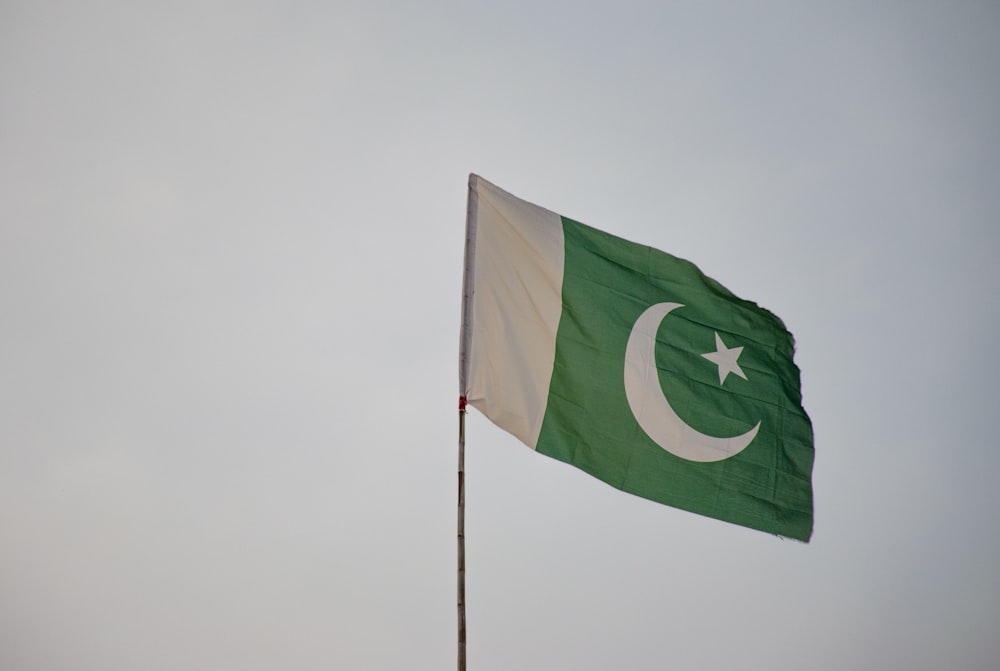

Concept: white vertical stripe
[[461, 175, 565, 449]]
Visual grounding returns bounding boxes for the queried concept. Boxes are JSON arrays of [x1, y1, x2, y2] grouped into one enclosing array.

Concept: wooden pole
[[457, 398, 467, 671]]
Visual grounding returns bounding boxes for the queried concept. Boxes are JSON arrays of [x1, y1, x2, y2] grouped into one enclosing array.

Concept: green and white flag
[[459, 175, 814, 541]]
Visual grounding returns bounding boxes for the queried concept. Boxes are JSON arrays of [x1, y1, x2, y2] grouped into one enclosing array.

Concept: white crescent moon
[[624, 302, 760, 462]]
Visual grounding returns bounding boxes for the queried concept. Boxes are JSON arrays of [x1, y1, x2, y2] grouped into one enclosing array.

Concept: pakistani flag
[[459, 175, 814, 541]]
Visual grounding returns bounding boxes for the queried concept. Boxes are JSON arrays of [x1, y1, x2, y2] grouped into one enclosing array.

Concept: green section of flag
[[536, 217, 814, 541]]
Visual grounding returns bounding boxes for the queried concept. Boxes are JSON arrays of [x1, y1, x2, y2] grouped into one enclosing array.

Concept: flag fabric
[[459, 174, 814, 541]]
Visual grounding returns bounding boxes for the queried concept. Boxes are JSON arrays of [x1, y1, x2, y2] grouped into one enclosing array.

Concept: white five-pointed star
[[702, 332, 748, 385]]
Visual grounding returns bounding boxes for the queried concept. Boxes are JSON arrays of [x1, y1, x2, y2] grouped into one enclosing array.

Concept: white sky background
[[2, 1, 998, 669]]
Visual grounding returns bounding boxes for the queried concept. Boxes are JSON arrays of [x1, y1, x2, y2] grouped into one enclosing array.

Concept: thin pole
[[457, 397, 467, 671], [458, 175, 477, 671]]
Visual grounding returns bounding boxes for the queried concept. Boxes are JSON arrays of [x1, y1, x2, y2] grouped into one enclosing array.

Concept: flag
[[459, 175, 814, 541]]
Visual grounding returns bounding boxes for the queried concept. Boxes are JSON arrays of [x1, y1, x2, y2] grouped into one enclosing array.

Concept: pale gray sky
[[2, 2, 998, 670]]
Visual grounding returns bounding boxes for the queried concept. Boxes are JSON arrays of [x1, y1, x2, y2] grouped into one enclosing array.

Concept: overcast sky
[[2, 2, 998, 670]]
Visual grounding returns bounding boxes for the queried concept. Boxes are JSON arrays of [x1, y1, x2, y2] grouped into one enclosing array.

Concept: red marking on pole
[[458, 396, 467, 411]]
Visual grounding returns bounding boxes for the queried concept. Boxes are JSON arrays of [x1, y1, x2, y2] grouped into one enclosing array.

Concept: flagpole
[[457, 396, 467, 671], [458, 175, 478, 671]]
